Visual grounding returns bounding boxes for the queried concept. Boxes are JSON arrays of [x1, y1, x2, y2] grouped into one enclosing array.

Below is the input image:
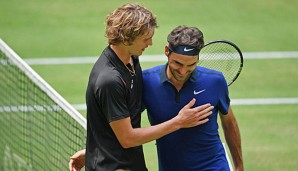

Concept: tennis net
[[0, 39, 86, 170]]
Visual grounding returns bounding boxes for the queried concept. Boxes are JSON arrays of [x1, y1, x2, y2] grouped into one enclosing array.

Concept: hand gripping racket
[[198, 40, 244, 86]]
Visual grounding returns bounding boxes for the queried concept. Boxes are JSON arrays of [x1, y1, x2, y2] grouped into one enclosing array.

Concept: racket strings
[[199, 42, 242, 85]]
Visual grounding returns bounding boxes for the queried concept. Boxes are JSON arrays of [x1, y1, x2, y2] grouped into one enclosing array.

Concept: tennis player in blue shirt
[[142, 25, 243, 171], [69, 25, 243, 171]]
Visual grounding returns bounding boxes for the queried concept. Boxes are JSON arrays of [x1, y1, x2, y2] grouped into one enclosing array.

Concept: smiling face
[[127, 29, 155, 57], [166, 46, 198, 84], [165, 26, 204, 88]]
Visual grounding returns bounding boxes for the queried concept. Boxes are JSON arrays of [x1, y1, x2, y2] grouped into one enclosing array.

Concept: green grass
[[1, 0, 298, 170], [228, 105, 298, 171], [228, 58, 298, 98], [1, 0, 298, 58]]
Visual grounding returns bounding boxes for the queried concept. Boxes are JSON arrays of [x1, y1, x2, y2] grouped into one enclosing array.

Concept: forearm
[[124, 117, 181, 148], [111, 101, 213, 148], [223, 119, 243, 170], [221, 108, 243, 170]]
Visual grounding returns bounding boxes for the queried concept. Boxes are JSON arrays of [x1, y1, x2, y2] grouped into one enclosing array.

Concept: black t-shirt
[[85, 46, 147, 171]]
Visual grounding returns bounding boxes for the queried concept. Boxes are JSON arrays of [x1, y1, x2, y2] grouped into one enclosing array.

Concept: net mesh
[[0, 40, 86, 171]]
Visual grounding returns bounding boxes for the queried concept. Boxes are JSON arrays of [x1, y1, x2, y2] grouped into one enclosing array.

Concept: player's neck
[[166, 68, 187, 92], [110, 44, 132, 65]]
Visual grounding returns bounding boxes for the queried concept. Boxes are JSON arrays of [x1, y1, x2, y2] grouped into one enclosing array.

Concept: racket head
[[198, 40, 243, 86]]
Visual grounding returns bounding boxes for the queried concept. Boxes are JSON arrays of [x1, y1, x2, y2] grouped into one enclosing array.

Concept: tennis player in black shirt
[[70, 3, 214, 171]]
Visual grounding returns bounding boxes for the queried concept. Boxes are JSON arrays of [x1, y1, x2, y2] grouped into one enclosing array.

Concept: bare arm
[[68, 99, 213, 170], [110, 98, 213, 148], [220, 106, 243, 171]]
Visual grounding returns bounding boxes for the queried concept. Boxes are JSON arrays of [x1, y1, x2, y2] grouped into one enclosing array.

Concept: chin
[[136, 51, 143, 56]]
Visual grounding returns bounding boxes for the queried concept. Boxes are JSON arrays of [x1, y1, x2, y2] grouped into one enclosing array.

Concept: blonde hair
[[105, 3, 158, 45]]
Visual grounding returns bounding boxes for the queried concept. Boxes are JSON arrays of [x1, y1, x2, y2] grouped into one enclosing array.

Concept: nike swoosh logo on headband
[[184, 47, 194, 52]]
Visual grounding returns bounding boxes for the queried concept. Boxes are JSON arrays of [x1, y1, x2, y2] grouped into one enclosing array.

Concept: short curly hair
[[167, 25, 204, 50], [105, 3, 158, 45]]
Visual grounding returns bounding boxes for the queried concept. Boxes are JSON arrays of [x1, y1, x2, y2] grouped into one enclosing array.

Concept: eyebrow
[[144, 30, 154, 39], [175, 60, 197, 66], [144, 33, 153, 39], [144, 36, 152, 41], [188, 62, 197, 66]]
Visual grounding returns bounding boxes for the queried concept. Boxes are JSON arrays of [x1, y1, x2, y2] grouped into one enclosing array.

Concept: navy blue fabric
[[142, 64, 230, 171]]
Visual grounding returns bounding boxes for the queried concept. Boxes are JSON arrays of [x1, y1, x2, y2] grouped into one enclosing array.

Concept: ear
[[165, 45, 170, 57]]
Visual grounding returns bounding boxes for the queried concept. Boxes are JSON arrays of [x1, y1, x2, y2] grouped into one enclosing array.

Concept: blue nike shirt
[[142, 64, 230, 171]]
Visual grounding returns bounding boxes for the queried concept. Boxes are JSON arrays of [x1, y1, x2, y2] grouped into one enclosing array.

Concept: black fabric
[[85, 46, 147, 171]]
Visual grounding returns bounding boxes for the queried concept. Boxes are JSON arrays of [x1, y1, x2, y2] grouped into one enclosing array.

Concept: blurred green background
[[1, 0, 298, 58], [1, 0, 298, 170]]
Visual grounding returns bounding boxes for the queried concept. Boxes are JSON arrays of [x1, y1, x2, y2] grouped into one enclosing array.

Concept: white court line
[[1, 98, 297, 112], [231, 97, 298, 105], [71, 98, 298, 110], [24, 51, 298, 65]]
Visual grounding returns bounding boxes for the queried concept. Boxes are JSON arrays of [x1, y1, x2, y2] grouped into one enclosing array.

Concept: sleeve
[[218, 73, 230, 115], [95, 73, 130, 122]]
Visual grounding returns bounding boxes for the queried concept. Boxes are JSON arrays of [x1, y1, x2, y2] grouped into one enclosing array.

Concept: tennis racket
[[198, 40, 243, 86]]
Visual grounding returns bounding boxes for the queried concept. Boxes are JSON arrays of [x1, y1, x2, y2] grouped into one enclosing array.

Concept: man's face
[[167, 51, 198, 83], [127, 29, 155, 56]]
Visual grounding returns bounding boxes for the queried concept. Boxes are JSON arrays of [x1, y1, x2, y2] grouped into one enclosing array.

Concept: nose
[[147, 38, 153, 46], [178, 67, 188, 75]]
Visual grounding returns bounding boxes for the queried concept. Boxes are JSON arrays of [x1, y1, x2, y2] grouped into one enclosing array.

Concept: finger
[[69, 159, 74, 171], [70, 153, 78, 159], [185, 117, 210, 128], [201, 106, 214, 115], [197, 118, 209, 125], [196, 105, 213, 118], [197, 110, 213, 120], [192, 103, 211, 111], [182, 98, 196, 110]]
